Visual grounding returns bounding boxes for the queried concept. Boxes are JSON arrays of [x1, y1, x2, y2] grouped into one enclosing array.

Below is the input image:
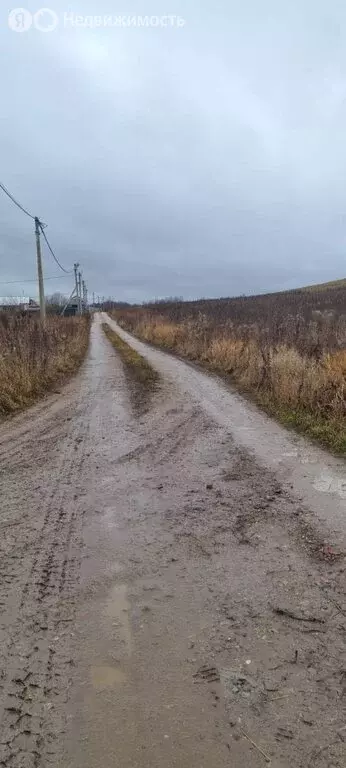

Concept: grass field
[[0, 313, 90, 415], [112, 281, 346, 453], [301, 277, 346, 292]]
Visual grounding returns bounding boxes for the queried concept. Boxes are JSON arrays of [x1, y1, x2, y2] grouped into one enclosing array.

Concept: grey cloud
[[1, 0, 346, 302]]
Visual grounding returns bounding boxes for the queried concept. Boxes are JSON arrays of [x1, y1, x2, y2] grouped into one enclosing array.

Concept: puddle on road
[[104, 583, 132, 656], [91, 665, 127, 690], [90, 585, 132, 694]]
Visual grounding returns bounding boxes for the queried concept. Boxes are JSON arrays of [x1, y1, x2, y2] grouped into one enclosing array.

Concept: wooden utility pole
[[82, 280, 88, 309], [74, 262, 80, 314], [78, 271, 83, 314], [35, 217, 46, 323]]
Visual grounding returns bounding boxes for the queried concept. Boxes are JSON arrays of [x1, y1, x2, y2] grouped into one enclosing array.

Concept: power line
[[0, 181, 35, 220], [0, 179, 88, 318], [0, 180, 72, 273], [38, 222, 72, 274], [0, 274, 69, 285]]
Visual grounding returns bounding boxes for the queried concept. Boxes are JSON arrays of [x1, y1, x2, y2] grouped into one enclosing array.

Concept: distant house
[[0, 297, 40, 314], [63, 299, 79, 317]]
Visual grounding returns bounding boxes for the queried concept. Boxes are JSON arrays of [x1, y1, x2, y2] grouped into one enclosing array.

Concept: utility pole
[[35, 217, 46, 323], [92, 291, 95, 307], [78, 271, 83, 314], [74, 262, 80, 314], [82, 280, 88, 309]]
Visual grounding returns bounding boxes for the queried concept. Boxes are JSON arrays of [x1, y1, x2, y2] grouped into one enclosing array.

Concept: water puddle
[[104, 583, 132, 656], [91, 665, 127, 690]]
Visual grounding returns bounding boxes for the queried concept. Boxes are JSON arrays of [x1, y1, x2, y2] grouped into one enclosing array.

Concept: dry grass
[[102, 323, 159, 386], [0, 313, 90, 416], [302, 277, 346, 292], [113, 309, 346, 454]]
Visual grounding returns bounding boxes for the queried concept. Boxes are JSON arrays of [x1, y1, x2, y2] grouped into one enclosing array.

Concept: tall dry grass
[[113, 308, 346, 453], [0, 313, 90, 415]]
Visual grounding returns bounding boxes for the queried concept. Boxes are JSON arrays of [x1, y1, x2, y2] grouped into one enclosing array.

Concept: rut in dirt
[[0, 314, 345, 768]]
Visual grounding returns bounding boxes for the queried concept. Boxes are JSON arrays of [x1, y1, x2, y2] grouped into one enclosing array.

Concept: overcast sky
[[1, 1, 346, 302]]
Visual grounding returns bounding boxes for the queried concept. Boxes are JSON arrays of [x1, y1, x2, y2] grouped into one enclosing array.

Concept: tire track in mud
[[0, 392, 92, 767], [1, 316, 345, 768], [114, 406, 203, 467], [97, 314, 346, 768]]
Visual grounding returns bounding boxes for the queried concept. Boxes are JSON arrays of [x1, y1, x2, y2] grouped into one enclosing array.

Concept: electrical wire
[[38, 222, 73, 274], [0, 181, 71, 273], [0, 274, 69, 285], [0, 180, 79, 289], [0, 181, 35, 220]]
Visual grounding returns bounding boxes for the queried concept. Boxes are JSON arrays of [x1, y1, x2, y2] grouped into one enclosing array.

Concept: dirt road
[[0, 313, 345, 768]]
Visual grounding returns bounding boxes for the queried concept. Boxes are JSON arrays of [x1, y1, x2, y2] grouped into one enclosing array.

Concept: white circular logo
[[33, 8, 58, 32], [8, 8, 32, 32]]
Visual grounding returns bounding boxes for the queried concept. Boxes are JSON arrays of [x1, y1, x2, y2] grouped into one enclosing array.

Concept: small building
[[0, 297, 40, 314], [63, 299, 79, 317]]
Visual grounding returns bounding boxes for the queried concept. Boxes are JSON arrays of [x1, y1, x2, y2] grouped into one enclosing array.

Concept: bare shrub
[[0, 313, 90, 415], [113, 289, 346, 452]]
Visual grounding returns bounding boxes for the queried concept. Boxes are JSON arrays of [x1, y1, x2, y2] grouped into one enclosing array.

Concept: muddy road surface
[[0, 313, 345, 768]]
